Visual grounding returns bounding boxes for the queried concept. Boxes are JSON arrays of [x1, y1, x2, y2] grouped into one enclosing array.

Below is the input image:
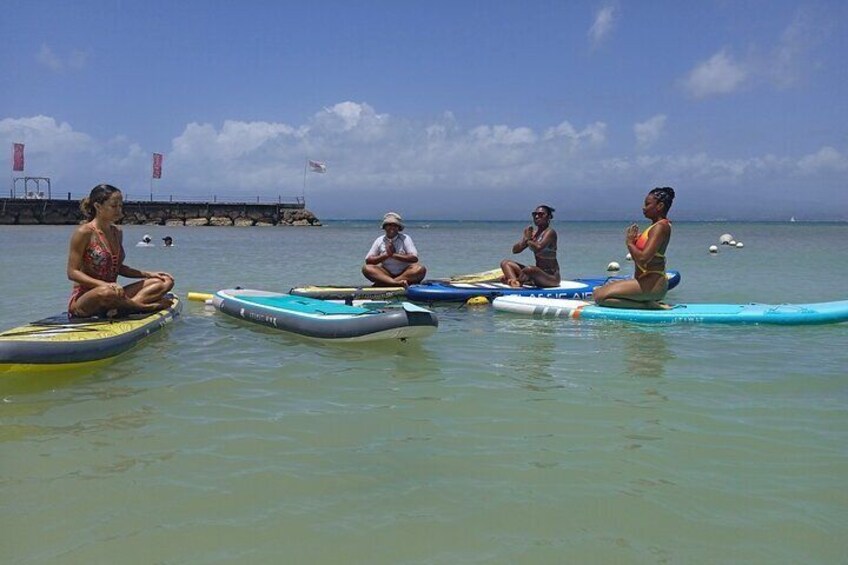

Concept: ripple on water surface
[[2, 223, 848, 563]]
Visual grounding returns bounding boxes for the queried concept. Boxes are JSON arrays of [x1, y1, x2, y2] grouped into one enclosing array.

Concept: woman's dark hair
[[536, 205, 556, 218], [649, 187, 675, 212], [80, 184, 121, 220]]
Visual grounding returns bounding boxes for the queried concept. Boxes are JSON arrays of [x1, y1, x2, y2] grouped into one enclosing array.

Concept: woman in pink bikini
[[67, 184, 175, 318], [593, 187, 675, 309]]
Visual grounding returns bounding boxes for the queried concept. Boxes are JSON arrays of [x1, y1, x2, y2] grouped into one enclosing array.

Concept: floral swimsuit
[[68, 226, 123, 313]]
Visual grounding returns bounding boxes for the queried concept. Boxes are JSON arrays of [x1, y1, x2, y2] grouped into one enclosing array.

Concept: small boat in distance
[[790, 216, 797, 222]]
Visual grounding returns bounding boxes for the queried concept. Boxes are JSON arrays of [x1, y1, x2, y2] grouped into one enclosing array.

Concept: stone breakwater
[[0, 199, 321, 226]]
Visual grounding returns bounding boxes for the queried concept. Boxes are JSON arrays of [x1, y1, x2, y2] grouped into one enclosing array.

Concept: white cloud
[[543, 120, 607, 147], [173, 120, 301, 160], [68, 50, 89, 70], [313, 101, 389, 141], [768, 9, 826, 88], [798, 146, 848, 173], [37, 45, 62, 71], [36, 44, 88, 72], [607, 152, 793, 184], [682, 10, 829, 99], [683, 50, 748, 98], [0, 116, 143, 195], [634, 115, 667, 149], [1, 106, 845, 219], [0, 116, 94, 151], [470, 125, 537, 145], [588, 5, 616, 47]]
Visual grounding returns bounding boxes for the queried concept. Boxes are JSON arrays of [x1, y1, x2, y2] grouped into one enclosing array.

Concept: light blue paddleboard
[[492, 296, 848, 325], [213, 289, 438, 341]]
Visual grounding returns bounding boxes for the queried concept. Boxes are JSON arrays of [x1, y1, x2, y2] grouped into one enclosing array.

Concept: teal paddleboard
[[492, 296, 848, 325]]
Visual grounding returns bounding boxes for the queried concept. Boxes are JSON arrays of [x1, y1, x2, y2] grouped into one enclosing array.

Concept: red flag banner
[[13, 143, 24, 172], [152, 153, 163, 179], [308, 159, 326, 173]]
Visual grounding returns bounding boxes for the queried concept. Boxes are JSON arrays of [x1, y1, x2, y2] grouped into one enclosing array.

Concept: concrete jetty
[[0, 198, 321, 226]]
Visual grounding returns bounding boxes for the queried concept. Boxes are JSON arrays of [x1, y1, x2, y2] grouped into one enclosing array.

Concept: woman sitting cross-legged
[[67, 183, 175, 318], [500, 205, 560, 288]]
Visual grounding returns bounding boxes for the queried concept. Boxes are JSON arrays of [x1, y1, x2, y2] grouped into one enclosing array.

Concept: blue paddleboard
[[406, 271, 681, 303]]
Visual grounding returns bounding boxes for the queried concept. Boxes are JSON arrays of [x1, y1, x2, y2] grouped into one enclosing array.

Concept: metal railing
[[6, 191, 305, 206]]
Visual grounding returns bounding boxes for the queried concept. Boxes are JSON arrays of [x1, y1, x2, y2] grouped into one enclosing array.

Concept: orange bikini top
[[635, 218, 670, 255]]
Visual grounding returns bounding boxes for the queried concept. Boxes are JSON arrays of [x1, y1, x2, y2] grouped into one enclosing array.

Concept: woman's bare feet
[[134, 296, 173, 312], [149, 297, 174, 311]]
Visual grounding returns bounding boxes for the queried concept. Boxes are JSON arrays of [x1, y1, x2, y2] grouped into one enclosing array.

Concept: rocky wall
[[0, 199, 321, 226]]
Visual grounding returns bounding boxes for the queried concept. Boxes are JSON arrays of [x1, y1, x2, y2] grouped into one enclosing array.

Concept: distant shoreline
[[318, 218, 848, 224]]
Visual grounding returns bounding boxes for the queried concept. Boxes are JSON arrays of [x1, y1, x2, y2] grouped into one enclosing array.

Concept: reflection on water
[[0, 365, 98, 398], [491, 314, 564, 391], [2, 224, 848, 563], [517, 326, 558, 390], [621, 326, 674, 380], [385, 342, 442, 382]]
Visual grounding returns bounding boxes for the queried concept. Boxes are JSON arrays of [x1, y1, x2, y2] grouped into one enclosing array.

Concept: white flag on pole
[[308, 160, 327, 173]]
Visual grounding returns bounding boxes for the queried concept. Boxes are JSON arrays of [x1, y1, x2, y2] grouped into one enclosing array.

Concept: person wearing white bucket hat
[[362, 212, 426, 287]]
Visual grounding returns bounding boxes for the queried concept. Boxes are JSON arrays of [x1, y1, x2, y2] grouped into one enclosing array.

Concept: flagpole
[[302, 158, 308, 203], [11, 142, 23, 198]]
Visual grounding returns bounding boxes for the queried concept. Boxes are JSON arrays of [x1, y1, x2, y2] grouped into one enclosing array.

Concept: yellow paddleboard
[[446, 268, 502, 283], [0, 296, 181, 373], [289, 286, 407, 300], [290, 268, 503, 300]]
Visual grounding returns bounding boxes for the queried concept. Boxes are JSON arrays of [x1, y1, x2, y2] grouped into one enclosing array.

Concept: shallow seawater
[[1, 222, 847, 564]]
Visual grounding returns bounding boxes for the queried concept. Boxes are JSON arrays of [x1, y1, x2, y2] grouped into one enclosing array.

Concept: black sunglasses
[[531, 211, 546, 217]]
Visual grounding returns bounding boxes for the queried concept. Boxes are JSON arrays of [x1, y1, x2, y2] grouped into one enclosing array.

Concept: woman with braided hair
[[593, 187, 675, 309]]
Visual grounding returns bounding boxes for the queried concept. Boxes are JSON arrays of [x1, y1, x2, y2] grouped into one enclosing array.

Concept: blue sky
[[2, 0, 846, 220]]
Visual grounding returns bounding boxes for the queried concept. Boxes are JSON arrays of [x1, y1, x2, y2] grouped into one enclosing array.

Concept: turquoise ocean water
[[1, 221, 847, 564]]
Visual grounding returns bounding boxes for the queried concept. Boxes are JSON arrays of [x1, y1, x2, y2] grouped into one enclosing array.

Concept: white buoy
[[709, 245, 718, 253], [607, 261, 621, 272], [719, 233, 734, 245], [735, 242, 744, 248], [729, 240, 737, 246], [625, 253, 632, 261]]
